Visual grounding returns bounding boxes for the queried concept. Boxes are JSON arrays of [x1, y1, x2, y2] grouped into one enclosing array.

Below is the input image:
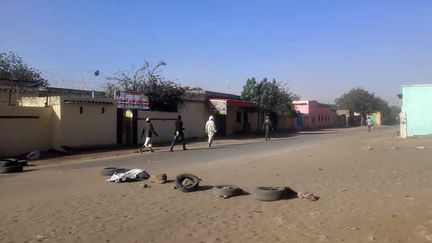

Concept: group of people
[[139, 115, 274, 153]]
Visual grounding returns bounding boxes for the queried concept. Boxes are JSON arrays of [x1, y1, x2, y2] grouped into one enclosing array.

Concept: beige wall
[[137, 101, 209, 144], [53, 100, 117, 148], [19, 96, 61, 107], [225, 107, 258, 135], [0, 106, 53, 156], [249, 112, 259, 132]]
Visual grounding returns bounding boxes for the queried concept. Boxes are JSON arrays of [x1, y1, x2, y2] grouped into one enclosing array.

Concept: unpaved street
[[2, 126, 432, 243]]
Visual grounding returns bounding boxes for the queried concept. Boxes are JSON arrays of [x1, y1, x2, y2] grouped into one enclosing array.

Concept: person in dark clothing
[[262, 116, 273, 141], [139, 118, 158, 153], [170, 115, 187, 151]]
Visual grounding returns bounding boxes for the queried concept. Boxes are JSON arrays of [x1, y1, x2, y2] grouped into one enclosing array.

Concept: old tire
[[101, 167, 128, 176], [175, 173, 200, 192], [0, 159, 19, 167], [18, 160, 28, 166], [0, 165, 23, 174], [212, 185, 241, 198], [253, 187, 286, 201]]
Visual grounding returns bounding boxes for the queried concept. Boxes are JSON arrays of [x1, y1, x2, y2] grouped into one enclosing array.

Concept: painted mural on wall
[[114, 91, 149, 110]]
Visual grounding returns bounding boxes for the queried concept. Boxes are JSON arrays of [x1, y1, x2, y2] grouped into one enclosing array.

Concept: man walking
[[366, 116, 373, 132], [262, 115, 273, 141], [205, 115, 217, 147], [140, 118, 158, 153], [170, 115, 187, 151]]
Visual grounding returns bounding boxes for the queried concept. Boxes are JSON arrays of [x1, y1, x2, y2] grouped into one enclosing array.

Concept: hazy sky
[[2, 0, 432, 105]]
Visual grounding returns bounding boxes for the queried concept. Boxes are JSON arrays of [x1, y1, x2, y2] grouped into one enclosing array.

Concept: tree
[[241, 77, 299, 127], [105, 61, 185, 111], [0, 51, 49, 87], [385, 105, 401, 125], [335, 87, 390, 124]]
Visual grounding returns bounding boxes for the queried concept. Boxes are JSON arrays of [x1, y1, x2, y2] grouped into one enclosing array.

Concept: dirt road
[[1, 126, 432, 242]]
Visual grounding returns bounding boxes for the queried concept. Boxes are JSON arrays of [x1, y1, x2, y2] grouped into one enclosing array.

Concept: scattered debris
[[101, 167, 128, 176], [106, 169, 150, 183], [36, 235, 45, 241], [345, 226, 359, 230], [393, 146, 401, 150], [254, 187, 287, 201], [318, 168, 324, 171], [174, 173, 200, 192], [367, 146, 374, 150], [212, 185, 242, 199], [417, 146, 425, 150], [339, 188, 348, 192], [139, 183, 148, 188], [368, 235, 376, 241], [297, 191, 319, 201], [318, 235, 328, 240], [182, 178, 194, 186], [149, 173, 167, 184]]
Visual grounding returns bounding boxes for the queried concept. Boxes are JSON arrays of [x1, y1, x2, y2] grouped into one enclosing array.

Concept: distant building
[[206, 91, 258, 135], [293, 100, 337, 129], [400, 84, 432, 138]]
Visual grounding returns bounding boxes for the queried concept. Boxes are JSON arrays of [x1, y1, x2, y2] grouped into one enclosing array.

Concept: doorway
[[214, 114, 226, 136]]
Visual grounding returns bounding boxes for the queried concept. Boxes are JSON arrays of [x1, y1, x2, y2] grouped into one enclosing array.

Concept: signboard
[[209, 99, 227, 115], [114, 91, 149, 110]]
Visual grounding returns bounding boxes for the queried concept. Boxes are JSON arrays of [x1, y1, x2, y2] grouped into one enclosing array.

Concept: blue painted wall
[[402, 85, 432, 137]]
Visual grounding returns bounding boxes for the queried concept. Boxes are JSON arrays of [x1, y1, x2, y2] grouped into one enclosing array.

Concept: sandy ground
[[1, 127, 432, 243]]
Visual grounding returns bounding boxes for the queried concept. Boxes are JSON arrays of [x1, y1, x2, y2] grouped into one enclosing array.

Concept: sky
[[1, 0, 432, 106]]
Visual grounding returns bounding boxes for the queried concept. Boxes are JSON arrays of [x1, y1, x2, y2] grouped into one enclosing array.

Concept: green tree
[[0, 51, 48, 87], [335, 87, 390, 124], [385, 105, 401, 125], [241, 77, 298, 127], [105, 61, 185, 111]]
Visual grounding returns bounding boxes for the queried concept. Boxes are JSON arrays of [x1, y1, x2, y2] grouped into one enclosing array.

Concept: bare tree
[[105, 61, 185, 111]]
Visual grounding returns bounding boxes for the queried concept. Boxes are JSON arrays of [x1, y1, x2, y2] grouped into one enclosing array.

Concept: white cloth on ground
[[106, 169, 148, 183]]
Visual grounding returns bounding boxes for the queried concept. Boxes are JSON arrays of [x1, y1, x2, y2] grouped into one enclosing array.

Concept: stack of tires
[[0, 158, 26, 174]]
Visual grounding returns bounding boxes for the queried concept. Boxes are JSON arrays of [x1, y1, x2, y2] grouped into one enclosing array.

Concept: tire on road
[[212, 185, 241, 198], [18, 160, 28, 166], [174, 173, 200, 192], [0, 165, 24, 174], [0, 159, 19, 167], [253, 187, 286, 201], [101, 167, 128, 176]]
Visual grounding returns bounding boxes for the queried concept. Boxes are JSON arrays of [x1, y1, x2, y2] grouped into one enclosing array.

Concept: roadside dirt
[[1, 127, 432, 242]]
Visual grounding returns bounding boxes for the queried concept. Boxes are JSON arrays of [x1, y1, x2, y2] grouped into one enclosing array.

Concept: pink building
[[293, 100, 337, 129]]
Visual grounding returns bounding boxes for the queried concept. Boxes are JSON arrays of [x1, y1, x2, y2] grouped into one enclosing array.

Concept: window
[[80, 106, 83, 114], [236, 111, 242, 123], [318, 115, 321, 122], [101, 107, 105, 114]]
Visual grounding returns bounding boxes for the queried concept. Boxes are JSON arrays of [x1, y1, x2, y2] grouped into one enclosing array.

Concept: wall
[[137, 101, 209, 144], [0, 106, 52, 156], [278, 117, 292, 129], [402, 85, 432, 137], [53, 99, 117, 147], [369, 112, 382, 126], [249, 112, 259, 132], [0, 90, 14, 106]]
